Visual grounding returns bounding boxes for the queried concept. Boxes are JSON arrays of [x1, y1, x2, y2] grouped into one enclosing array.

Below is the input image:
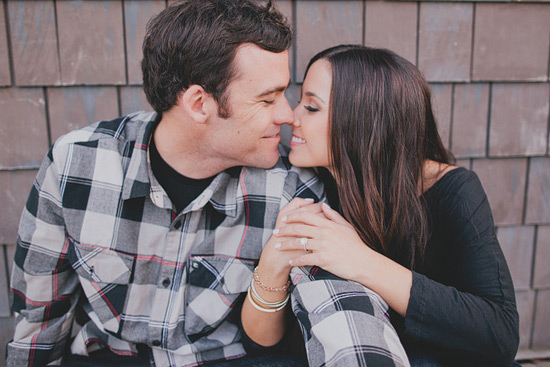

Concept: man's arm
[[7, 147, 80, 367], [290, 267, 410, 367]]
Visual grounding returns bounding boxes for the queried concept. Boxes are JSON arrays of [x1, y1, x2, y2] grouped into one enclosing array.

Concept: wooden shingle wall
[[1, 1, 549, 364]]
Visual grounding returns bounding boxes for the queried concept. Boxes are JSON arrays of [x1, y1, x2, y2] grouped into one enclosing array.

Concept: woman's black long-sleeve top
[[393, 167, 519, 366]]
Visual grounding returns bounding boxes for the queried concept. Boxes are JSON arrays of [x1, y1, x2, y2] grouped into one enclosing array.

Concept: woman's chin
[[289, 154, 314, 168], [288, 151, 305, 167]]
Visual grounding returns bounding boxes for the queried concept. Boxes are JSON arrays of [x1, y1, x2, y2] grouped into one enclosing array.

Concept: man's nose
[[274, 97, 295, 126]]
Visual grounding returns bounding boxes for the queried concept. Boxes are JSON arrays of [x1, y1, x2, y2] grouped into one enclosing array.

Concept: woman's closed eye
[[304, 105, 319, 112]]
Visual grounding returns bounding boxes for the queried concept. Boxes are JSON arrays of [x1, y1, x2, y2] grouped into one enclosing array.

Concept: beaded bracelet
[[250, 279, 290, 308], [253, 267, 290, 292], [247, 286, 288, 313]]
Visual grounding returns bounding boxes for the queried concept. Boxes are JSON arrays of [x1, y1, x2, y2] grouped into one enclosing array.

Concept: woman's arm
[[240, 198, 322, 347], [240, 239, 293, 347], [274, 203, 413, 317], [274, 175, 519, 364], [400, 172, 519, 364]]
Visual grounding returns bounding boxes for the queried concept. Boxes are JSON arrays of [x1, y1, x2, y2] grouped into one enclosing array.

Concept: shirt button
[[174, 221, 182, 229], [162, 278, 171, 288], [192, 262, 199, 269], [152, 340, 161, 347]]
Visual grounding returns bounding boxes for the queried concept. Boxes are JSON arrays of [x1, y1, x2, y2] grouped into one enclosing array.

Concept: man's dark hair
[[142, 0, 292, 117]]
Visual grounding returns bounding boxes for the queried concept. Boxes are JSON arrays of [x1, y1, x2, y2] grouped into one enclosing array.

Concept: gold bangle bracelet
[[250, 280, 289, 308], [247, 286, 288, 313]]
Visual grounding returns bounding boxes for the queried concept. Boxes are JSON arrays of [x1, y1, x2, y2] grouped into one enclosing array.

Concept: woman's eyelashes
[[297, 98, 320, 112], [304, 105, 319, 112]]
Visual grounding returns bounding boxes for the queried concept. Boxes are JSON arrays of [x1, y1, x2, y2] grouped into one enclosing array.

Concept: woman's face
[[289, 59, 332, 170]]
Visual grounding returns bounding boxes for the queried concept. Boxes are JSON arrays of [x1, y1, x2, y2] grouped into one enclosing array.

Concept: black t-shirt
[[149, 134, 214, 213]]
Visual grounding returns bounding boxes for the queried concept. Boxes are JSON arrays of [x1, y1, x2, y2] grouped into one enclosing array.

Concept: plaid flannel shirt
[[8, 111, 410, 367]]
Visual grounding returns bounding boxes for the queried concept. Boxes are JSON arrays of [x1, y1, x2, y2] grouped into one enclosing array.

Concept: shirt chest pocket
[[70, 242, 134, 334], [185, 255, 255, 339]]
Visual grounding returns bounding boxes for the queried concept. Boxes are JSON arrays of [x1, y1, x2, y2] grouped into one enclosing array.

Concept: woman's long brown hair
[[305, 45, 453, 270]]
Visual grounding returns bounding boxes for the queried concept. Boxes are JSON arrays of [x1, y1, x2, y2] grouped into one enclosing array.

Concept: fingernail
[[322, 203, 330, 209], [273, 228, 279, 235], [274, 242, 281, 249], [281, 216, 287, 223], [304, 198, 314, 202]]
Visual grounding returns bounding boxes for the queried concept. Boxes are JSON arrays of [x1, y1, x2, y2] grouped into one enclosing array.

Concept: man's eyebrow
[[305, 91, 326, 104], [256, 79, 292, 98]]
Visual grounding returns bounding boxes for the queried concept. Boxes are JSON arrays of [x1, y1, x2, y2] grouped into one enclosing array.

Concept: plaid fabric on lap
[[291, 267, 411, 367]]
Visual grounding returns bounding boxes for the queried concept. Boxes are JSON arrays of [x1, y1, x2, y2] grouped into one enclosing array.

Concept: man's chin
[[252, 153, 281, 169]]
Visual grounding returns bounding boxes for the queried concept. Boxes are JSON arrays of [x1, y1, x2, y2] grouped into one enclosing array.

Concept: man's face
[[206, 44, 293, 169]]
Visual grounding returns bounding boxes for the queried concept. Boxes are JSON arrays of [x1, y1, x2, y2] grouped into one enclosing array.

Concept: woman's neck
[[422, 160, 457, 193]]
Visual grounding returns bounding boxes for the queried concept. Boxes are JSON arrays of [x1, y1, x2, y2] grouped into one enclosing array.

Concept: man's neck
[[153, 113, 230, 179]]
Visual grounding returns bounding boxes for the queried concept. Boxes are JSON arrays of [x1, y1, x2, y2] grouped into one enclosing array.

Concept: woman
[[241, 45, 519, 366]]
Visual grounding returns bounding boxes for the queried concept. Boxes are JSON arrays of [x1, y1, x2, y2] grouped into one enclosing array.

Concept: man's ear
[[181, 85, 214, 123]]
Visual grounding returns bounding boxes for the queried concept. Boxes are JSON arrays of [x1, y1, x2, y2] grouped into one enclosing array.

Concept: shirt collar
[[190, 166, 242, 217], [121, 111, 159, 201], [121, 112, 242, 217]]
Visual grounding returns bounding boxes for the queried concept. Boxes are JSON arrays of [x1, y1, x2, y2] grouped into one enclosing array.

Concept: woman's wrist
[[256, 245, 292, 279], [354, 246, 412, 316], [253, 267, 290, 292], [247, 280, 290, 312], [252, 264, 291, 303]]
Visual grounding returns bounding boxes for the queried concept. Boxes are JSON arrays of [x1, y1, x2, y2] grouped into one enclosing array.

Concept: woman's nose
[[292, 106, 301, 127]]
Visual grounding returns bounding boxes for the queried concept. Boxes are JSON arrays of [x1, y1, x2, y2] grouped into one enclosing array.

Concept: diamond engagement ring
[[300, 237, 308, 252]]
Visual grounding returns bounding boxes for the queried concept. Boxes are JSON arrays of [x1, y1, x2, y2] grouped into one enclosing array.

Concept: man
[[8, 1, 410, 366]]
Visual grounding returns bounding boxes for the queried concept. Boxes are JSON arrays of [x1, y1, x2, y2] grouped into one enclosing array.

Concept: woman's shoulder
[[425, 165, 486, 204], [426, 165, 495, 241], [425, 165, 493, 224]]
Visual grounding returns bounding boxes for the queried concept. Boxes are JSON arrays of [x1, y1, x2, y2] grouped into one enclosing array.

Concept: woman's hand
[[241, 197, 323, 347], [272, 202, 372, 281], [273, 203, 413, 316], [256, 198, 323, 285]]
